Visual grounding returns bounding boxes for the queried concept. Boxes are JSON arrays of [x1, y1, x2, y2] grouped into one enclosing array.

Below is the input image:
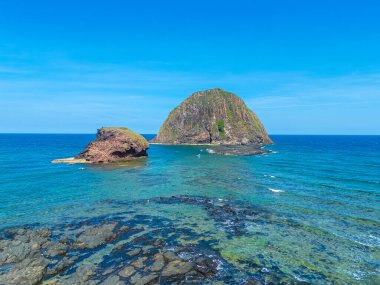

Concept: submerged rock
[[151, 88, 272, 145], [0, 228, 51, 285], [148, 253, 165, 271], [44, 239, 70, 257], [132, 273, 158, 285], [0, 258, 48, 285], [194, 256, 219, 276], [100, 275, 124, 285], [0, 196, 300, 285], [162, 259, 194, 277], [125, 247, 142, 258], [74, 223, 118, 249], [118, 266, 135, 278]]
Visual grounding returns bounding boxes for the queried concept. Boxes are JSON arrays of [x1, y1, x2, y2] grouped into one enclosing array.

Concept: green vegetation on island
[[151, 88, 272, 145]]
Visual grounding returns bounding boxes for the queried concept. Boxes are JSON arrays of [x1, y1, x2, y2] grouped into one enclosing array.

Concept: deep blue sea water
[[0, 134, 379, 284]]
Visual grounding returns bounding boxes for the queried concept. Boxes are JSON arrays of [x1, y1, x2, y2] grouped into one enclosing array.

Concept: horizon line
[[0, 133, 379, 136]]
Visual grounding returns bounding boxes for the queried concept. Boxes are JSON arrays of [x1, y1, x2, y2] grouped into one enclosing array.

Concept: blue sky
[[0, 0, 379, 134]]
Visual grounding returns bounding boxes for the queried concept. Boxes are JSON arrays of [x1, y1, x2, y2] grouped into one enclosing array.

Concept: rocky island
[[151, 88, 272, 155], [52, 127, 149, 164], [151, 88, 272, 146]]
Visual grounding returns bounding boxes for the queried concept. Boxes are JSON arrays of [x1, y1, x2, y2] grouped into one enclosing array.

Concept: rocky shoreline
[[0, 196, 304, 285], [205, 145, 271, 156]]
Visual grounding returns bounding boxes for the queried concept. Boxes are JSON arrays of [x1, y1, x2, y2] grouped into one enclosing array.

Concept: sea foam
[[268, 188, 285, 193]]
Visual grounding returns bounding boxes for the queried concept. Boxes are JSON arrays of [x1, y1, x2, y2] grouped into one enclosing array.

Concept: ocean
[[0, 134, 379, 284]]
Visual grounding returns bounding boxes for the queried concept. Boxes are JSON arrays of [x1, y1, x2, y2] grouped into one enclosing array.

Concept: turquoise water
[[0, 134, 379, 284]]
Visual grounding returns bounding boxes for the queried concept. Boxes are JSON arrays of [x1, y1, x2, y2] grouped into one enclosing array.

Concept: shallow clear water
[[0, 134, 379, 284]]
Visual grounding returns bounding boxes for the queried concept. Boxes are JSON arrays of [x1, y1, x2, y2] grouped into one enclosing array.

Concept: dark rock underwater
[[0, 196, 309, 285]]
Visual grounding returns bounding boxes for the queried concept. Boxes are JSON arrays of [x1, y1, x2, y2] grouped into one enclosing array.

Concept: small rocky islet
[[76, 127, 149, 163], [52, 127, 150, 164]]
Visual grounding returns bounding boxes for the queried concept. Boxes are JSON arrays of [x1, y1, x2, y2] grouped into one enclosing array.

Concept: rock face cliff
[[75, 127, 149, 163], [151, 88, 272, 145]]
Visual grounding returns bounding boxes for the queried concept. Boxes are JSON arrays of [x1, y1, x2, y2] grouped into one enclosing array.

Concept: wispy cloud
[[0, 59, 379, 133], [0, 65, 30, 74], [244, 73, 380, 110]]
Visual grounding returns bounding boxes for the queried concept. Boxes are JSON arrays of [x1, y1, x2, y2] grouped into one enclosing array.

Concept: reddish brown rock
[[75, 127, 149, 163]]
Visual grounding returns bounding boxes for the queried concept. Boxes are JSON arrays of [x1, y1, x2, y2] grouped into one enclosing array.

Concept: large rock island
[[52, 127, 149, 164], [151, 88, 272, 146]]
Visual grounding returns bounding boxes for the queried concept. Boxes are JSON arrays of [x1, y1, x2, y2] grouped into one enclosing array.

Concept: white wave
[[294, 275, 308, 282], [264, 174, 276, 178], [215, 259, 223, 271], [369, 234, 380, 242], [268, 188, 285, 193]]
